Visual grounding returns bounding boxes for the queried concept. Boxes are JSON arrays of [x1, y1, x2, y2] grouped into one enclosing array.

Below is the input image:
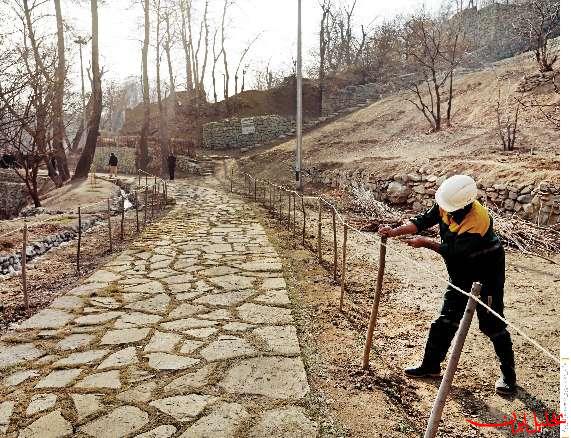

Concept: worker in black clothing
[[167, 152, 176, 180], [108, 152, 118, 177], [378, 175, 516, 395]]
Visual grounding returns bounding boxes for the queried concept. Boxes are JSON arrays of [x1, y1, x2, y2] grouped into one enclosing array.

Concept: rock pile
[[0, 217, 99, 276]]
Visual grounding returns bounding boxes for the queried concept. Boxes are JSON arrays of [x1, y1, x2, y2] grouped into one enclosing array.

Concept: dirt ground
[[0, 202, 173, 333], [225, 177, 560, 437]]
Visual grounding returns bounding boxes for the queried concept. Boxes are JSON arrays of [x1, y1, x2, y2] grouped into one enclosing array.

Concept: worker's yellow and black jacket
[[410, 201, 502, 264]]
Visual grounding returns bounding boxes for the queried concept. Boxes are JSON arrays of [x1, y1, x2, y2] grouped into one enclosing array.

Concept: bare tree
[[318, 0, 332, 115], [495, 87, 520, 151], [233, 34, 261, 96], [137, 0, 152, 171], [401, 12, 464, 132], [211, 27, 222, 102], [220, 0, 231, 100], [73, 0, 103, 180], [154, 0, 170, 175], [164, 5, 178, 114], [52, 0, 70, 181], [178, 0, 194, 93], [518, 0, 559, 73]]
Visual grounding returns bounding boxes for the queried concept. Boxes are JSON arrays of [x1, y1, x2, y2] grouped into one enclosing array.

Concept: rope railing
[[228, 168, 559, 366]]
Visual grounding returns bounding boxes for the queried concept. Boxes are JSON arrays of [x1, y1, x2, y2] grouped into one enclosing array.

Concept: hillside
[[239, 45, 560, 189]]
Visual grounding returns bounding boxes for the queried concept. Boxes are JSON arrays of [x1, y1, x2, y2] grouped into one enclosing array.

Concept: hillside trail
[[0, 177, 318, 437]]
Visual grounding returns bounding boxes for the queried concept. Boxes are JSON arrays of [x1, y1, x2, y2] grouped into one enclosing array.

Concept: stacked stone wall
[[307, 167, 559, 226]]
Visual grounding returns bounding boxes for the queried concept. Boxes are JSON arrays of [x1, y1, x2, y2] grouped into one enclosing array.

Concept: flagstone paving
[[0, 182, 317, 437]]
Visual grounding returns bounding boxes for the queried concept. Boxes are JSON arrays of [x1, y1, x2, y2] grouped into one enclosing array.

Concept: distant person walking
[[167, 152, 176, 180], [108, 153, 118, 177]]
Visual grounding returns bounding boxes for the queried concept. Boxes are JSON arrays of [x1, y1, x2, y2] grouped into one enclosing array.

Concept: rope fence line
[[227, 168, 559, 365], [1, 171, 172, 316]]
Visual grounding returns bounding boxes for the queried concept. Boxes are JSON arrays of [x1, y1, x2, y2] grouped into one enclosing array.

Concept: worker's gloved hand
[[377, 226, 396, 238], [405, 237, 431, 248]]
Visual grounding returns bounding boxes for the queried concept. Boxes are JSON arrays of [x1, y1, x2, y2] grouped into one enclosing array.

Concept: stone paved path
[[0, 182, 316, 438]]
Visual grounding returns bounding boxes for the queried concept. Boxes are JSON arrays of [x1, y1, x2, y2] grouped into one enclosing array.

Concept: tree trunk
[[179, 0, 194, 93], [73, 0, 102, 180], [137, 0, 151, 171], [52, 0, 70, 181], [156, 0, 169, 176], [165, 12, 177, 118]]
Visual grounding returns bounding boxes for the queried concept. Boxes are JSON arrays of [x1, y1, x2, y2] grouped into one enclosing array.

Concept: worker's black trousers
[[421, 246, 516, 384], [169, 168, 175, 180]]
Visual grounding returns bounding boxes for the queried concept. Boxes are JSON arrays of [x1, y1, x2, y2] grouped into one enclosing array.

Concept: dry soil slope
[[242, 45, 560, 188]]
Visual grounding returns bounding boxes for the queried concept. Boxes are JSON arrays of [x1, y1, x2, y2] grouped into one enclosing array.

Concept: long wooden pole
[[135, 191, 140, 232], [21, 222, 29, 312], [332, 209, 338, 281], [424, 282, 482, 438], [120, 196, 125, 240], [288, 193, 291, 229], [362, 236, 387, 369], [107, 198, 113, 252], [301, 195, 306, 245], [230, 168, 233, 192], [76, 206, 82, 272], [144, 188, 148, 228], [293, 195, 296, 238], [318, 199, 322, 263], [254, 179, 257, 202], [340, 223, 348, 310], [151, 184, 155, 219], [279, 189, 282, 220]]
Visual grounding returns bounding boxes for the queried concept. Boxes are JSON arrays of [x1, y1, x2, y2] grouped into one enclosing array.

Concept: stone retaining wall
[[203, 115, 292, 149], [307, 167, 559, 225], [91, 147, 138, 175], [322, 83, 382, 115]]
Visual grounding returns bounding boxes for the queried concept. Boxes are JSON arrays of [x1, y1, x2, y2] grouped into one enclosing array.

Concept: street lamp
[[295, 0, 303, 191]]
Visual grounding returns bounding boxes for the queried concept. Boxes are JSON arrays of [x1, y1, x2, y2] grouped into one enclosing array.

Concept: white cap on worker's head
[[435, 175, 478, 212]]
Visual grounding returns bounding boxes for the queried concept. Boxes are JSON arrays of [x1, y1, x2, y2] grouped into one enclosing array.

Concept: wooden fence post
[[145, 174, 148, 187], [151, 184, 155, 219], [424, 282, 482, 438], [318, 199, 323, 263], [77, 206, 82, 272], [135, 191, 140, 232], [254, 179, 257, 202], [107, 198, 113, 252], [120, 197, 125, 240], [362, 236, 388, 369], [340, 223, 348, 310], [301, 196, 306, 245], [332, 209, 338, 281], [293, 195, 297, 238], [230, 168, 233, 192], [138, 172, 141, 187], [144, 188, 148, 228], [21, 222, 29, 312], [288, 193, 291, 229]]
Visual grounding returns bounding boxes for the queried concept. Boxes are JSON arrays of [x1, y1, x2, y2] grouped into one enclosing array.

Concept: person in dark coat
[[167, 152, 176, 180], [378, 175, 516, 395], [108, 153, 118, 177]]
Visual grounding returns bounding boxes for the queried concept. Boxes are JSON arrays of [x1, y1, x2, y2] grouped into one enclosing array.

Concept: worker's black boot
[[404, 324, 452, 378], [491, 330, 517, 395]]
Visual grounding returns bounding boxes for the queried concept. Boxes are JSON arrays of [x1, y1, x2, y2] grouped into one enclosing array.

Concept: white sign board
[[241, 118, 255, 135]]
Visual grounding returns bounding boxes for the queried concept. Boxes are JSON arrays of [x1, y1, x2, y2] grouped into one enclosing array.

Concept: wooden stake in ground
[[144, 188, 148, 228], [21, 222, 29, 312], [230, 168, 233, 192], [340, 223, 348, 310], [151, 184, 155, 219], [288, 193, 291, 229], [135, 191, 140, 232], [107, 198, 113, 252], [145, 174, 148, 187], [138, 172, 141, 187], [293, 195, 296, 238], [164, 182, 168, 204], [424, 282, 482, 438], [362, 236, 387, 369], [318, 199, 323, 263], [254, 179, 257, 202], [120, 196, 125, 240], [76, 206, 82, 273], [301, 195, 306, 245], [332, 209, 338, 281]]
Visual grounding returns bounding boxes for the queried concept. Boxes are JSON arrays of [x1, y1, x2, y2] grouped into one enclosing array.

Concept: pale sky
[[62, 0, 444, 97]]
